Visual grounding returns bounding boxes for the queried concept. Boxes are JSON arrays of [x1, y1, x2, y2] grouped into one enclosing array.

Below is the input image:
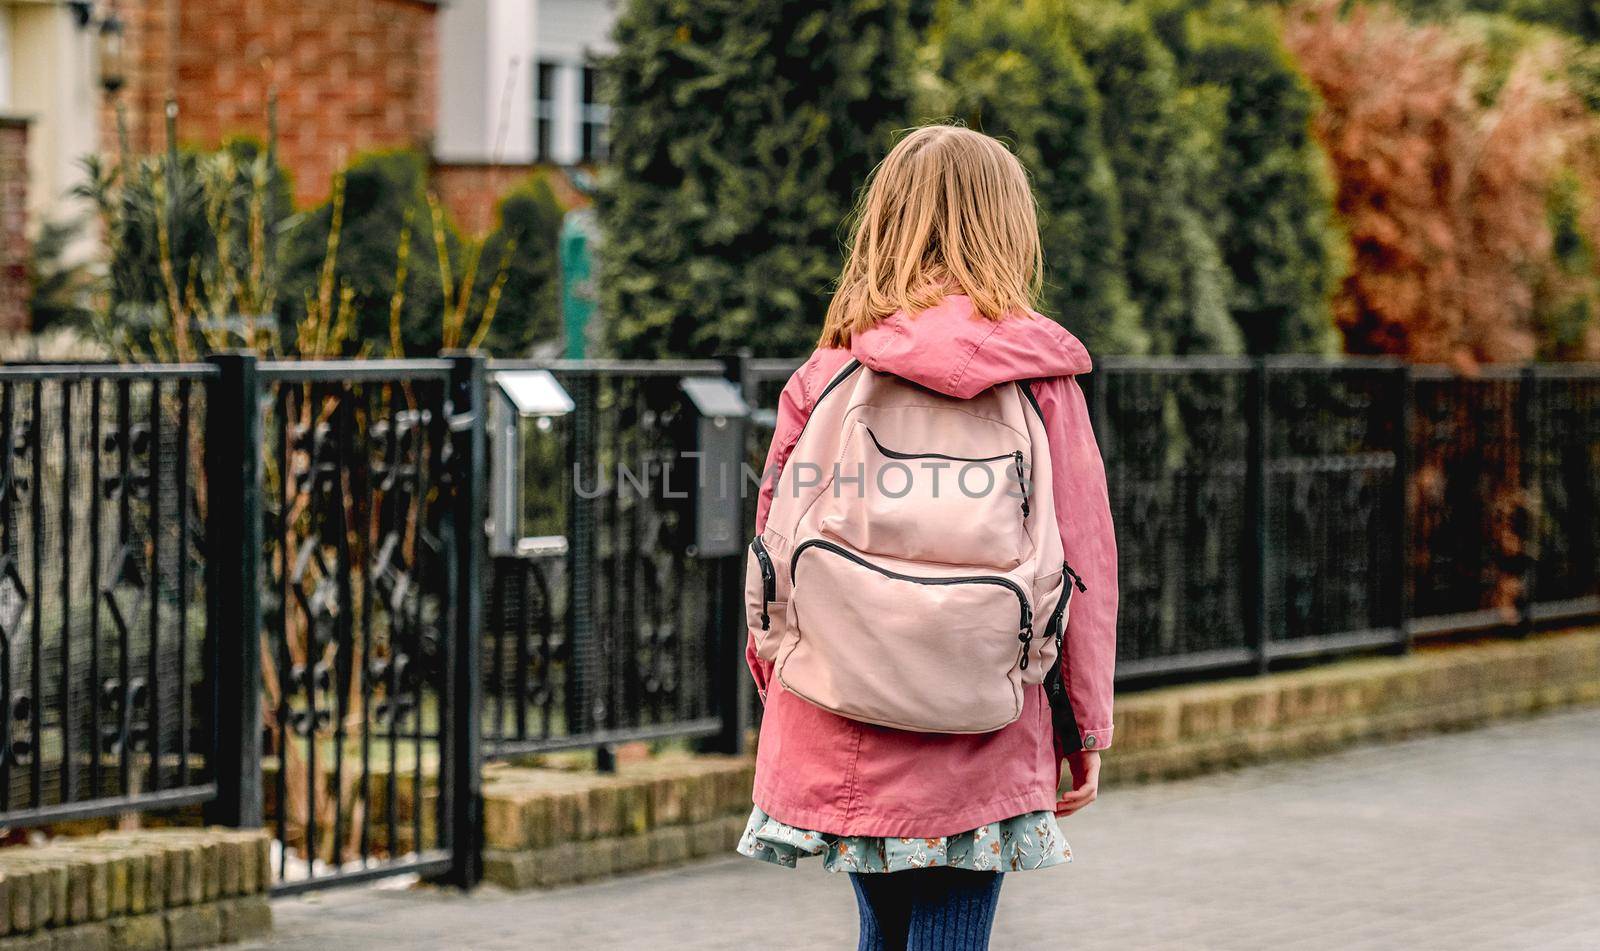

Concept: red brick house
[[109, 0, 441, 207], [0, 0, 617, 332], [108, 0, 616, 215]]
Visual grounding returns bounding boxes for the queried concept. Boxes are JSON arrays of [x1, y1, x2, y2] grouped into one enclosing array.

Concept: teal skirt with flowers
[[735, 806, 1070, 874]]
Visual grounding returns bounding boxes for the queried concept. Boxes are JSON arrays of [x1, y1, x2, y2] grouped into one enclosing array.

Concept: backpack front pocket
[[745, 536, 789, 662], [818, 422, 1030, 570], [776, 539, 1033, 734]]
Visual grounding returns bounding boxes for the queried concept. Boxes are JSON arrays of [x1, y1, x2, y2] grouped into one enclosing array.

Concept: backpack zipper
[[864, 426, 1016, 463], [751, 537, 776, 630], [1013, 450, 1030, 519], [789, 538, 1033, 653], [1044, 561, 1087, 640], [861, 428, 1031, 520]]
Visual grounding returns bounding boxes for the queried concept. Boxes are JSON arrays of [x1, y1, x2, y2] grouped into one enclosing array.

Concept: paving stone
[[530, 843, 579, 888], [163, 905, 221, 950], [683, 774, 721, 823], [648, 777, 687, 828], [573, 839, 615, 882], [612, 835, 651, 874], [616, 784, 651, 837], [45, 923, 107, 951], [481, 852, 535, 891], [217, 843, 242, 898], [0, 932, 50, 951], [482, 795, 529, 851], [105, 914, 164, 951], [217, 897, 271, 943], [646, 826, 691, 869]]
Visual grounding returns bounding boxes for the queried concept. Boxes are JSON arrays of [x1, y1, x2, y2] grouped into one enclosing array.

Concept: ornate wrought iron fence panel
[[256, 360, 480, 893], [1261, 362, 1406, 658], [0, 365, 216, 826], [482, 361, 729, 760], [1093, 360, 1257, 677], [1407, 368, 1527, 635], [1526, 366, 1600, 624]]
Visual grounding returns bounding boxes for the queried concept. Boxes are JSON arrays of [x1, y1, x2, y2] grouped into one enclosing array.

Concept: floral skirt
[[735, 806, 1070, 874]]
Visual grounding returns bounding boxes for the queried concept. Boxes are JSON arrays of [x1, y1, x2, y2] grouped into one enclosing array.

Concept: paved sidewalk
[[247, 709, 1600, 950]]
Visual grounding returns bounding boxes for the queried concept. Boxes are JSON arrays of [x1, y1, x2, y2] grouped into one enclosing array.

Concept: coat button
[[1083, 734, 1098, 749]]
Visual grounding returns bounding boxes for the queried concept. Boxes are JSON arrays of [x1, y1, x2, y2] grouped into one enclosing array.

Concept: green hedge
[[598, 0, 925, 358]]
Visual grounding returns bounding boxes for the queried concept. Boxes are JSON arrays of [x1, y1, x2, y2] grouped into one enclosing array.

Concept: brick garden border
[[481, 757, 753, 889], [1104, 628, 1600, 784], [0, 829, 271, 950]]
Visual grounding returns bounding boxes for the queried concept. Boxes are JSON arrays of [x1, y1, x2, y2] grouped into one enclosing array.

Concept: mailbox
[[489, 369, 574, 557], [679, 376, 750, 559]]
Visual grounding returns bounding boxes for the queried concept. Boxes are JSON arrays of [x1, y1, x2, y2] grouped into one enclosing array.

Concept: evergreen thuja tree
[[599, 0, 922, 358], [1147, 0, 1345, 355], [1068, 2, 1242, 354], [931, 0, 1149, 354]]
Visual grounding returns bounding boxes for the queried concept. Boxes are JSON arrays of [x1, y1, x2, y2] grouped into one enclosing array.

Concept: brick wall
[[103, 0, 179, 156], [0, 117, 30, 334], [433, 162, 588, 236], [431, 163, 531, 236], [108, 0, 438, 207]]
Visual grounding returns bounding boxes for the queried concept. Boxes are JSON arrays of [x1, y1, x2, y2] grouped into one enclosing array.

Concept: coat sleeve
[[1029, 376, 1118, 752], [747, 365, 813, 698]]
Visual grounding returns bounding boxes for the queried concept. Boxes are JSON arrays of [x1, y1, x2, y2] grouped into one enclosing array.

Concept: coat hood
[[849, 295, 1092, 399]]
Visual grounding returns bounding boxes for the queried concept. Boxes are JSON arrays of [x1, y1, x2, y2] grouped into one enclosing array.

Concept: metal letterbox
[[489, 369, 575, 557], [678, 376, 750, 559]]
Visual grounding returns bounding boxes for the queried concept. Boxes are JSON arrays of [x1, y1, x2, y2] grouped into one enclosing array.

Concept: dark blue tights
[[849, 868, 1004, 951]]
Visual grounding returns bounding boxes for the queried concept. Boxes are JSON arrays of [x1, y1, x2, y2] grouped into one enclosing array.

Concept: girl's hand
[[1054, 750, 1100, 818]]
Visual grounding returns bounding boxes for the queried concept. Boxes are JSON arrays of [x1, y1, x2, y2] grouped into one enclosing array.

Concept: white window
[[579, 64, 607, 162], [535, 60, 557, 162]]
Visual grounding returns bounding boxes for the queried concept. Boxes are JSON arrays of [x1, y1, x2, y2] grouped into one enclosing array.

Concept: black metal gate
[[203, 356, 486, 894]]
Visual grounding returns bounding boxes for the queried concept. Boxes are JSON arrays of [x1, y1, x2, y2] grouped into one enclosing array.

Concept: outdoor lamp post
[[97, 12, 126, 95], [68, 2, 127, 94]]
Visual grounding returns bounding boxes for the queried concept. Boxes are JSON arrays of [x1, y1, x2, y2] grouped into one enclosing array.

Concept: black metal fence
[[0, 365, 216, 827], [1092, 358, 1600, 681], [0, 354, 1594, 894], [481, 360, 740, 766]]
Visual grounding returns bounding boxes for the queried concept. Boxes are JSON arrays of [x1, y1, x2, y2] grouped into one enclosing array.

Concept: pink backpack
[[747, 360, 1077, 734]]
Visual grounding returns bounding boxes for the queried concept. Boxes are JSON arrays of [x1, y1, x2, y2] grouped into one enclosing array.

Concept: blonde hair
[[820, 125, 1044, 349]]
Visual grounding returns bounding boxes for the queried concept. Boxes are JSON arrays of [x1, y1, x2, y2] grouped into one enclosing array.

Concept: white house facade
[[436, 0, 617, 167]]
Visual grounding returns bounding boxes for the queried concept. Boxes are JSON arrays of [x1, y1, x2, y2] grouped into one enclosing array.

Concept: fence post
[[1516, 364, 1539, 636], [1244, 358, 1271, 674], [705, 354, 751, 756], [202, 352, 263, 828], [564, 373, 610, 771], [1394, 363, 1413, 653], [443, 353, 487, 888]]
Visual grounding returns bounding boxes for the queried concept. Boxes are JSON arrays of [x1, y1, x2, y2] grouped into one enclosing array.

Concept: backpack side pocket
[[746, 535, 790, 662]]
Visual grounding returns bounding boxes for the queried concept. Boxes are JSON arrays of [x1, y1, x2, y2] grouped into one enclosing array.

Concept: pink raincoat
[[749, 295, 1118, 837]]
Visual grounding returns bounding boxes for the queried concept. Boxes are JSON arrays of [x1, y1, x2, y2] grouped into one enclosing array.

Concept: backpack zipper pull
[[754, 538, 776, 630], [1017, 600, 1035, 670], [1013, 450, 1030, 519], [1064, 560, 1087, 593]]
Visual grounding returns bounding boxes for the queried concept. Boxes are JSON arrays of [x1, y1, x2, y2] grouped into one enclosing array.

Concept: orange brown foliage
[[1284, 1, 1600, 366]]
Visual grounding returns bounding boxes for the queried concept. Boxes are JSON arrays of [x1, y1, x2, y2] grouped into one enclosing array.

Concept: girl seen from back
[[738, 124, 1119, 951]]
